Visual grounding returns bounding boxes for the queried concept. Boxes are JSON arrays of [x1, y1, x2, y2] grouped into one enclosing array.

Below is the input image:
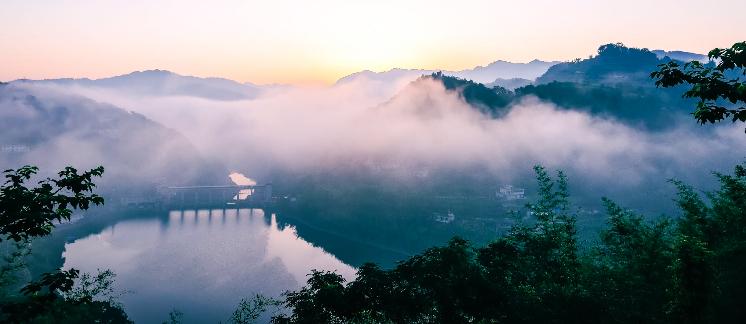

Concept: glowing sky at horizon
[[1, 0, 744, 84]]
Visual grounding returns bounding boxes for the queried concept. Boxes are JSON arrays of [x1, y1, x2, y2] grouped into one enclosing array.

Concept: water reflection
[[63, 209, 356, 323]]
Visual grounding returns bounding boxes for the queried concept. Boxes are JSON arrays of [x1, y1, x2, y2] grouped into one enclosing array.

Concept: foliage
[[428, 72, 514, 115], [1, 268, 131, 323], [271, 163, 746, 323], [0, 165, 104, 242], [584, 198, 675, 323], [515, 81, 692, 130], [428, 43, 701, 131], [272, 167, 588, 323], [0, 165, 131, 323], [651, 41, 746, 128], [64, 269, 125, 306], [230, 294, 283, 324]]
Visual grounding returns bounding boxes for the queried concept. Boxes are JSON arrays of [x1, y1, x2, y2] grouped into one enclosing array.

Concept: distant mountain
[[652, 49, 709, 63], [0, 83, 227, 191], [337, 69, 433, 84], [15, 70, 261, 100], [450, 59, 559, 83], [337, 60, 559, 85]]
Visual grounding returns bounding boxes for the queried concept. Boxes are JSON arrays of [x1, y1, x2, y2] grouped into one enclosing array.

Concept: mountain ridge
[[13, 69, 262, 101], [336, 59, 560, 85]]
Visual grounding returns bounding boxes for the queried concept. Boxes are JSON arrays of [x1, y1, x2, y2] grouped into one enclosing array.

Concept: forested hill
[[536, 43, 675, 85], [426, 44, 702, 130], [428, 72, 514, 116]]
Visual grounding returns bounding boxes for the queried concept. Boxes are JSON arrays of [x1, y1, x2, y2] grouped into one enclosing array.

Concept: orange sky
[[1, 0, 744, 84]]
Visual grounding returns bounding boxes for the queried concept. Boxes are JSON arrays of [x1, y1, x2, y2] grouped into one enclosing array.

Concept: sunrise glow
[[2, 0, 744, 84]]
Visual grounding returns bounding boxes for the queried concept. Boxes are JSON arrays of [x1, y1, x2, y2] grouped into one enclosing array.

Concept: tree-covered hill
[[422, 44, 701, 130], [515, 81, 693, 129], [428, 72, 514, 116], [536, 43, 675, 85]]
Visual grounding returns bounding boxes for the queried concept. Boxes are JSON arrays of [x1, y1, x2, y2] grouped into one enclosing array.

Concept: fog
[[3, 75, 745, 211], [0, 83, 227, 192]]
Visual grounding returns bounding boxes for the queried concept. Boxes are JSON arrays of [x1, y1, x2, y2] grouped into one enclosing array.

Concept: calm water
[[62, 209, 357, 323]]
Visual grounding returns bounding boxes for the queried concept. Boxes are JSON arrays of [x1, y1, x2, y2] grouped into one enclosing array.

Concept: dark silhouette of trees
[[429, 72, 514, 115], [268, 162, 746, 323]]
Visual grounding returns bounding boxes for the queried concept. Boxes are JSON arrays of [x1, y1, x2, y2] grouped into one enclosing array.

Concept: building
[[496, 185, 525, 201]]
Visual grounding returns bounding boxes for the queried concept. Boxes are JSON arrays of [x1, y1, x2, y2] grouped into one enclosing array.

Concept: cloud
[[5, 76, 745, 211]]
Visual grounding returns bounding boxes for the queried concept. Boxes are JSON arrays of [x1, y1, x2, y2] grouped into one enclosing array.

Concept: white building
[[496, 185, 525, 201]]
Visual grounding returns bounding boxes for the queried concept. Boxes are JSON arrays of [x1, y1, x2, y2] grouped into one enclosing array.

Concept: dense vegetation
[[0, 166, 131, 323], [430, 43, 701, 130], [269, 163, 746, 323], [430, 71, 514, 116], [264, 42, 746, 323]]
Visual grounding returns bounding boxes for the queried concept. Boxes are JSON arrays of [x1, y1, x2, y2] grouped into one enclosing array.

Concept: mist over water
[[63, 209, 356, 323], [3, 50, 746, 324]]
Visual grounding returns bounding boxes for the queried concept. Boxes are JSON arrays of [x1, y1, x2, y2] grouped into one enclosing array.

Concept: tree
[[230, 294, 282, 324], [1, 268, 130, 323], [585, 198, 675, 323], [0, 165, 104, 242], [0, 165, 132, 323], [270, 166, 593, 324], [651, 41, 746, 128], [267, 162, 746, 324]]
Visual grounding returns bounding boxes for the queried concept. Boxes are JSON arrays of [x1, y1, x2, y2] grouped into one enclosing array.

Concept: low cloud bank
[[3, 76, 744, 211]]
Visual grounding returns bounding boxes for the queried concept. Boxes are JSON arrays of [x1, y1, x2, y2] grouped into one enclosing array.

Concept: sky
[[1, 0, 744, 84]]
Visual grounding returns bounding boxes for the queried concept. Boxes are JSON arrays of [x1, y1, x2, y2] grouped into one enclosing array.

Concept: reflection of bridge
[[157, 184, 274, 209], [164, 208, 274, 228]]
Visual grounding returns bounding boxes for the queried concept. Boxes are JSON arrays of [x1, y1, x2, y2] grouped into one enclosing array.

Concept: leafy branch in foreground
[[651, 41, 746, 128], [0, 165, 131, 323], [0, 165, 104, 242]]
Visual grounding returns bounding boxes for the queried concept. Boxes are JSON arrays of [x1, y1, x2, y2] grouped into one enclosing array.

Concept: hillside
[[428, 72, 513, 116], [652, 49, 708, 62], [420, 44, 698, 130], [0, 83, 228, 193], [536, 43, 669, 85]]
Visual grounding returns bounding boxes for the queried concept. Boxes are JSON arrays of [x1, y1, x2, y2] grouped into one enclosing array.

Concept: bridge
[[160, 184, 274, 209], [120, 184, 274, 210]]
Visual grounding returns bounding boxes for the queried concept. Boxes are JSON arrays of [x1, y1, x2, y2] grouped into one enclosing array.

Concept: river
[[60, 209, 358, 323]]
